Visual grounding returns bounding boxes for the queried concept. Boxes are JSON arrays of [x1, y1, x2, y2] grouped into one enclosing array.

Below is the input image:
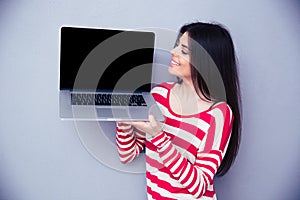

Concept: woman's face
[[169, 32, 192, 81]]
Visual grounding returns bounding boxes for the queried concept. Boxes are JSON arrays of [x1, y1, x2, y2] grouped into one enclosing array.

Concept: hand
[[130, 114, 163, 137]]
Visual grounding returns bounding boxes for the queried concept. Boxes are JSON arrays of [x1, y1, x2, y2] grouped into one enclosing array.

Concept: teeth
[[171, 60, 179, 66]]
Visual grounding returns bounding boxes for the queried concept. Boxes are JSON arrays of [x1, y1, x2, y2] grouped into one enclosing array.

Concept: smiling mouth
[[170, 60, 179, 66]]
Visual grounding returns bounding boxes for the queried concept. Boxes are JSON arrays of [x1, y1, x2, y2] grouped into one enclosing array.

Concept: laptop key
[[71, 93, 147, 106]]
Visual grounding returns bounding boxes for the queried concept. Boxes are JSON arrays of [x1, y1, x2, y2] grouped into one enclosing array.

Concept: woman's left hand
[[130, 114, 163, 138]]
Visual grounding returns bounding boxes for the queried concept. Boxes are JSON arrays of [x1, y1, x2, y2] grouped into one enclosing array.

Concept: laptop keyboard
[[71, 93, 147, 106]]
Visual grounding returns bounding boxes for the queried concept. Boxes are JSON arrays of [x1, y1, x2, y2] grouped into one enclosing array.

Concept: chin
[[168, 66, 177, 76]]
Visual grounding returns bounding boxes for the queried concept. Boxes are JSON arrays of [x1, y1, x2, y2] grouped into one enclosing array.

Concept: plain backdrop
[[0, 0, 300, 200]]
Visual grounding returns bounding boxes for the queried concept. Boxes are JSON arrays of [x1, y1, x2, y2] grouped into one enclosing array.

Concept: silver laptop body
[[59, 26, 163, 121]]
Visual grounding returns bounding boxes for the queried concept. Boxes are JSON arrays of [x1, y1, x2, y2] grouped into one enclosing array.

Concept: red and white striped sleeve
[[150, 103, 234, 198], [116, 122, 146, 164]]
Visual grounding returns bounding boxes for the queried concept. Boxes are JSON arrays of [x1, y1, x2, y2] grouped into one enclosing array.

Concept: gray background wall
[[1, 0, 300, 200]]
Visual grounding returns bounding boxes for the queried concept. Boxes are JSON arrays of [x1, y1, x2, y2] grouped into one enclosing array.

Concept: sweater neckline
[[166, 82, 216, 118]]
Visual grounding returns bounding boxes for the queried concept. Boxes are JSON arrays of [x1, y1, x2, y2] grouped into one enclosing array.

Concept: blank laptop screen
[[60, 27, 155, 92]]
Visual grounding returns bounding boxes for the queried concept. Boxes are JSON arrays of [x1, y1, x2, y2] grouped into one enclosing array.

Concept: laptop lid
[[59, 26, 155, 93]]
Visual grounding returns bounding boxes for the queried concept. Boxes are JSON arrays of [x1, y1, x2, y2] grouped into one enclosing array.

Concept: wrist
[[150, 129, 163, 137], [150, 131, 171, 149]]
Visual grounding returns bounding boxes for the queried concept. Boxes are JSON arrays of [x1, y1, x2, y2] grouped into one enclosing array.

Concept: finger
[[131, 121, 147, 128], [130, 121, 141, 126]]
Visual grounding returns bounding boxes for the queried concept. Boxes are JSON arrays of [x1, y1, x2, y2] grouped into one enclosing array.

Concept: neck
[[179, 78, 210, 102], [180, 76, 194, 88], [178, 78, 199, 98]]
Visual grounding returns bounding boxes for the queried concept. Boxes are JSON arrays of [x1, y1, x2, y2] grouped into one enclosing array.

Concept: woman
[[116, 22, 241, 200]]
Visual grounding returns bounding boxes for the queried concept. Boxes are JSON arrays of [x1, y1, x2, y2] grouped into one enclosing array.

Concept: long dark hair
[[177, 22, 241, 176]]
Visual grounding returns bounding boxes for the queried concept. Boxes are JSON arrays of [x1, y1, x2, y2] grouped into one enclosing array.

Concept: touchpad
[[96, 108, 129, 119]]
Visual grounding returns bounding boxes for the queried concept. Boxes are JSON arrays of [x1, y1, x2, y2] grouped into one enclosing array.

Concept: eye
[[181, 50, 188, 55]]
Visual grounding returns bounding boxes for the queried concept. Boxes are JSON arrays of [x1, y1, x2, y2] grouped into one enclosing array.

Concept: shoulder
[[151, 82, 176, 97], [151, 82, 176, 91], [208, 101, 234, 122], [151, 82, 176, 107]]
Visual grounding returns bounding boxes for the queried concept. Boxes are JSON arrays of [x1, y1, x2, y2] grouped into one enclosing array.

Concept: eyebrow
[[181, 44, 191, 52], [181, 44, 189, 49], [177, 38, 190, 50]]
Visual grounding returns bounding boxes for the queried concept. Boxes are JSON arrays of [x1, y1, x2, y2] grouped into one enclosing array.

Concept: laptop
[[59, 26, 163, 121]]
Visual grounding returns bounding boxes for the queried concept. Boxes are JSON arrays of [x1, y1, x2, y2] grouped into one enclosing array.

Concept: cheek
[[179, 56, 191, 68], [185, 66, 192, 77], [180, 59, 191, 73], [179, 56, 189, 64]]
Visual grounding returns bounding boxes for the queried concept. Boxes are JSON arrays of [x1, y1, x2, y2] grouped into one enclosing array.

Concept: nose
[[170, 45, 179, 56]]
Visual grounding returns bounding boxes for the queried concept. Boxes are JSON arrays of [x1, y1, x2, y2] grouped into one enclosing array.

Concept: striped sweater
[[116, 82, 234, 200]]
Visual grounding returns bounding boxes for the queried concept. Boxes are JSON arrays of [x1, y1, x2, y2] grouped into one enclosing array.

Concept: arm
[[116, 122, 146, 164], [150, 104, 233, 198]]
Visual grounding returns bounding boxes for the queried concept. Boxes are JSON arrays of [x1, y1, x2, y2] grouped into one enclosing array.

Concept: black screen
[[59, 27, 155, 92]]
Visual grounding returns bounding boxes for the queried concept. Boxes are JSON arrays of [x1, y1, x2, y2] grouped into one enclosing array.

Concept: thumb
[[148, 114, 155, 123], [149, 114, 160, 128]]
